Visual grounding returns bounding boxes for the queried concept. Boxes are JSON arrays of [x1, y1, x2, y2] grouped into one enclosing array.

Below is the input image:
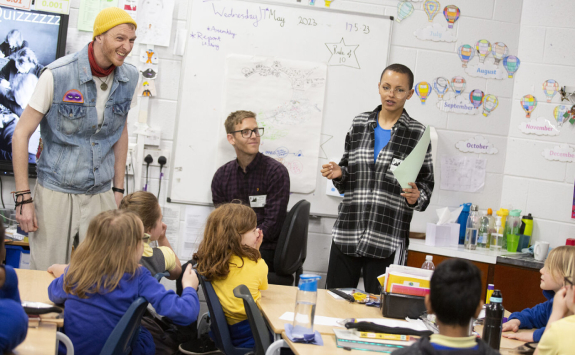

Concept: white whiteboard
[[168, 0, 393, 216]]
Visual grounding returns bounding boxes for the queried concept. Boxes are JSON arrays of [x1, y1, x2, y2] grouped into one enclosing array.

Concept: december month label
[[34, 0, 70, 14]]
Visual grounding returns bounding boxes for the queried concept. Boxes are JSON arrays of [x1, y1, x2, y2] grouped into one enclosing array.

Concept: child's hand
[[502, 319, 521, 332], [47, 264, 68, 278], [182, 264, 199, 290], [551, 287, 569, 317], [255, 228, 263, 250], [502, 331, 534, 342], [159, 222, 168, 240]]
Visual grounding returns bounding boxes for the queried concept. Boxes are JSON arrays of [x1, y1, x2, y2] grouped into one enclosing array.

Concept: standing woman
[[321, 64, 434, 294]]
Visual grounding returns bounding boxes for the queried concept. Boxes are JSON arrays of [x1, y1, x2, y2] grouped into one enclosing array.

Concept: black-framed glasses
[[142, 233, 151, 243], [230, 127, 264, 138], [565, 276, 574, 288]]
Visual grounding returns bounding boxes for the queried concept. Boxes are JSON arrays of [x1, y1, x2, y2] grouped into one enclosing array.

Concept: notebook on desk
[[334, 328, 415, 353]]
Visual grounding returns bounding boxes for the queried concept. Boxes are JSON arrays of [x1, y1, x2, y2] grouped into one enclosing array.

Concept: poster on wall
[[136, 0, 174, 47], [218, 54, 327, 193]]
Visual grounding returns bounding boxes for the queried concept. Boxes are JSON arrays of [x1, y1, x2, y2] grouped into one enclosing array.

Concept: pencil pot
[[380, 292, 426, 319]]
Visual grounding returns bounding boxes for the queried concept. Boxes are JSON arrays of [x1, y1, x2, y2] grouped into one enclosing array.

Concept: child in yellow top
[[120, 191, 182, 280], [535, 264, 575, 355], [194, 203, 268, 349], [502, 246, 575, 342]]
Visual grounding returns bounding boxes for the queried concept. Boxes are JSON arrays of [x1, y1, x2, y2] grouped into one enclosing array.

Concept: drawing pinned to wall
[[543, 79, 560, 103], [437, 95, 476, 114], [456, 136, 498, 154], [465, 62, 507, 80], [451, 76, 466, 95], [502, 55, 520, 78], [414, 81, 431, 104], [414, 23, 457, 42], [220, 54, 327, 193], [141, 66, 158, 79], [396, 0, 414, 23], [542, 144, 575, 163], [423, 0, 441, 22], [119, 0, 138, 19], [475, 39, 491, 63], [432, 77, 449, 99], [137, 79, 157, 97], [440, 156, 486, 193], [458, 44, 475, 68], [519, 117, 560, 136], [324, 0, 333, 7], [520, 95, 537, 118], [325, 38, 360, 69], [136, 0, 175, 47], [491, 42, 508, 66], [553, 105, 571, 128], [139, 48, 158, 64], [443, 5, 460, 29], [482, 95, 498, 117], [469, 89, 485, 109]]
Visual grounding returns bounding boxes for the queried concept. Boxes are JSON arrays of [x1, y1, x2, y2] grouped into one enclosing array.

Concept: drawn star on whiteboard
[[325, 38, 360, 69]]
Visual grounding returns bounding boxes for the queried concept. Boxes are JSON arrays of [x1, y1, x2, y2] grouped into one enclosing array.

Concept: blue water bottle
[[457, 203, 472, 244], [292, 274, 321, 337]]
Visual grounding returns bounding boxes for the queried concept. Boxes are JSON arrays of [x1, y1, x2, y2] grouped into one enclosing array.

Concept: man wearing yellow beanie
[[11, 7, 139, 271]]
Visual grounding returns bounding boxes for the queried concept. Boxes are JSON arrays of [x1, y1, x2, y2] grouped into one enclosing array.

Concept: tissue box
[[425, 223, 460, 247]]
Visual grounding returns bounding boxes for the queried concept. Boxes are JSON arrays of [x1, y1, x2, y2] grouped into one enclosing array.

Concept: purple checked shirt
[[211, 152, 290, 250]]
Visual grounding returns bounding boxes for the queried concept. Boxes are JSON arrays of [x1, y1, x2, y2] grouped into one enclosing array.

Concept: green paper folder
[[392, 126, 431, 189]]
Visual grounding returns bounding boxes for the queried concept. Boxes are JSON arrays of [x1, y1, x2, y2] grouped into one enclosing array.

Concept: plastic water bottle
[[465, 205, 480, 250], [490, 216, 503, 251], [292, 274, 321, 337], [421, 255, 435, 270], [482, 290, 504, 350]]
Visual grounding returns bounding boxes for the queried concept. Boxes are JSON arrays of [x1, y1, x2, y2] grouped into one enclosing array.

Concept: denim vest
[[36, 44, 138, 194]]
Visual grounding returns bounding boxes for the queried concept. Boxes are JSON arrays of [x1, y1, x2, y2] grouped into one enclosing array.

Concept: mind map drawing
[[220, 54, 327, 193]]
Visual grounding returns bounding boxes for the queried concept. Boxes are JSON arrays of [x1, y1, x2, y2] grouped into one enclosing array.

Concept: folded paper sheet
[[392, 126, 431, 189]]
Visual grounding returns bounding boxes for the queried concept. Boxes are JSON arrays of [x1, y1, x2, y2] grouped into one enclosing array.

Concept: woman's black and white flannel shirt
[[332, 106, 434, 259]]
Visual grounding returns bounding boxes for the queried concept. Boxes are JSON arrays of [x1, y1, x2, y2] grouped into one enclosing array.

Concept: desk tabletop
[[15, 269, 56, 305], [260, 285, 382, 335]]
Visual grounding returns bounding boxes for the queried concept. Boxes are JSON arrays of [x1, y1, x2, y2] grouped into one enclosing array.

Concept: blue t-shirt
[[374, 121, 391, 162]]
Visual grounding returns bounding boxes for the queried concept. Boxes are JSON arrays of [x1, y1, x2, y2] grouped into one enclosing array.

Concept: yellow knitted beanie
[[93, 7, 137, 40]]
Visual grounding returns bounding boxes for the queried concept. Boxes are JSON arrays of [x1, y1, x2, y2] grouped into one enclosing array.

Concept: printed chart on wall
[[169, 0, 392, 216], [218, 55, 327, 193]]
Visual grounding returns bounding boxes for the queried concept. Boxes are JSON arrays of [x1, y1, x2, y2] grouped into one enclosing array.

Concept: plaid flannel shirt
[[332, 106, 434, 258]]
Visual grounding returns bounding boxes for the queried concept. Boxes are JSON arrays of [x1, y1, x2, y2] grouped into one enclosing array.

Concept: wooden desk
[[259, 285, 381, 335], [12, 269, 60, 355], [5, 240, 29, 247]]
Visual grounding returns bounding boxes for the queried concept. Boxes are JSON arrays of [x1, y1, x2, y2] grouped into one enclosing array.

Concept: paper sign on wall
[[34, 0, 70, 14], [542, 144, 575, 163], [136, 0, 175, 47], [456, 136, 498, 155], [326, 179, 344, 197], [437, 95, 476, 114], [414, 23, 457, 42], [440, 155, 486, 193], [519, 117, 560, 136], [0, 0, 31, 10], [465, 62, 507, 80]]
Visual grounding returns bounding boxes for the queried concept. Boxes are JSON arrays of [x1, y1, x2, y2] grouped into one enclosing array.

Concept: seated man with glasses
[[321, 63, 434, 294], [211, 110, 290, 272]]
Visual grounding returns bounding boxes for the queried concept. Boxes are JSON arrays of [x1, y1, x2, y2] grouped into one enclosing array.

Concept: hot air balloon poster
[[443, 5, 460, 29], [458, 44, 475, 68], [414, 23, 457, 42], [543, 79, 560, 103], [482, 95, 498, 117], [521, 95, 537, 118], [415, 81, 431, 104], [424, 0, 440, 21], [396, 0, 414, 23]]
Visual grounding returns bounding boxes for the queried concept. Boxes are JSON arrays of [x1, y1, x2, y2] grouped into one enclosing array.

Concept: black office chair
[[268, 200, 311, 286], [99, 297, 149, 355], [233, 285, 272, 355], [197, 271, 253, 355]]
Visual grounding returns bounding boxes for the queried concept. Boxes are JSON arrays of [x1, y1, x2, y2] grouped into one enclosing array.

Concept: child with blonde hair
[[120, 191, 181, 279], [48, 210, 200, 355], [502, 245, 575, 342], [194, 203, 267, 349]]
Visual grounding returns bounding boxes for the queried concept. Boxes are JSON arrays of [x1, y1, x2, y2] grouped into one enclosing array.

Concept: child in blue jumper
[[0, 224, 28, 353], [47, 210, 200, 355], [502, 245, 575, 342]]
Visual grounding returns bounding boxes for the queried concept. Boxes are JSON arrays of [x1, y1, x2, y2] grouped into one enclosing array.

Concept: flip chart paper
[[392, 126, 431, 189]]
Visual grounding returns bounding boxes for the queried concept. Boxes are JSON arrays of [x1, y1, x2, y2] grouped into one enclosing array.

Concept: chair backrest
[[233, 284, 271, 355], [274, 200, 311, 275], [197, 271, 253, 355], [99, 297, 149, 355]]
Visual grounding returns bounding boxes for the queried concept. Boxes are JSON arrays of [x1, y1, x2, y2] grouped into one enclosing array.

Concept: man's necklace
[[95, 75, 110, 90]]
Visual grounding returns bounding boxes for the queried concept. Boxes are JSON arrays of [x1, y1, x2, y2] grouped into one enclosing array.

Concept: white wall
[[501, 0, 575, 249], [7, 1, 575, 281]]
